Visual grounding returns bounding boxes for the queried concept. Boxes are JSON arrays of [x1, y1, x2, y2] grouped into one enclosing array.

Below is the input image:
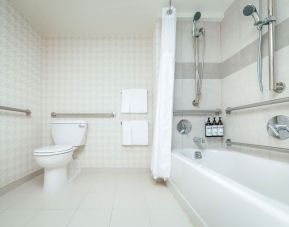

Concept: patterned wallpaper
[[42, 37, 154, 168], [0, 0, 43, 187]]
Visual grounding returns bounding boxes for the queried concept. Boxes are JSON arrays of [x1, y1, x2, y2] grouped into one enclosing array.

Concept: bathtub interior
[[172, 149, 289, 207]]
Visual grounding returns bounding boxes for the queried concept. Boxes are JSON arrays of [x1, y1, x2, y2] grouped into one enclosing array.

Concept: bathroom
[[1, 0, 289, 226]]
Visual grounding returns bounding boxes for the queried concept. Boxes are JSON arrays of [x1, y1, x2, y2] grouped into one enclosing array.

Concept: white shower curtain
[[151, 7, 176, 180]]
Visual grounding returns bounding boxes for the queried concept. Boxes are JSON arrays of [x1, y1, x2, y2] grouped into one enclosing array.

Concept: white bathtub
[[170, 149, 289, 227]]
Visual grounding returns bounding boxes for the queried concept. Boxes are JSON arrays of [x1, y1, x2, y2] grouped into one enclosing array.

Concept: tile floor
[[0, 171, 194, 227]]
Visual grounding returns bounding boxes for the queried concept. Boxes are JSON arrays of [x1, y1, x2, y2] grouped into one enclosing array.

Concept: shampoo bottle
[[205, 118, 212, 137], [212, 117, 218, 137]]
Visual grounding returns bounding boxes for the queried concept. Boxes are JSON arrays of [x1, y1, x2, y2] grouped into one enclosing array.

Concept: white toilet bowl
[[34, 145, 75, 193], [34, 121, 87, 192]]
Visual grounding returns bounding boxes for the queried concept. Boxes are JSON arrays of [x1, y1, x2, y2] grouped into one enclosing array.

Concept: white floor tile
[[0, 172, 194, 227], [110, 210, 151, 227], [79, 193, 115, 210], [67, 210, 111, 227], [150, 210, 194, 227], [25, 210, 75, 227], [0, 209, 37, 227]]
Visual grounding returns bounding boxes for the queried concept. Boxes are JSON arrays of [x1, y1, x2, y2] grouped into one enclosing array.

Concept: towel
[[121, 89, 148, 113], [122, 120, 149, 146]]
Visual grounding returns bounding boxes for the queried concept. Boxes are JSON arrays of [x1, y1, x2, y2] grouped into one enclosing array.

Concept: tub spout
[[193, 137, 205, 145]]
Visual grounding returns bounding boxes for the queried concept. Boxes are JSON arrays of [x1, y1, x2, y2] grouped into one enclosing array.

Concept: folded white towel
[[121, 89, 148, 113], [122, 120, 149, 146]]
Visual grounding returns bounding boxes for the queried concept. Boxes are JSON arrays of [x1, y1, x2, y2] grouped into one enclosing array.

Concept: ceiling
[[10, 0, 234, 36]]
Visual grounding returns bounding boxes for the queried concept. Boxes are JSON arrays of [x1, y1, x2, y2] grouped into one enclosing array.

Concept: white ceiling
[[10, 0, 234, 36]]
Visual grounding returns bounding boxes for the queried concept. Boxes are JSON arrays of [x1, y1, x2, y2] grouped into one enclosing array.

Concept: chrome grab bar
[[51, 112, 115, 118], [0, 105, 31, 116], [226, 139, 289, 154], [174, 109, 221, 116], [226, 97, 289, 114]]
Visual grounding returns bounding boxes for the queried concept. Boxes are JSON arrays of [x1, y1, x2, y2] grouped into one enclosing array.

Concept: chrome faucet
[[193, 137, 205, 145]]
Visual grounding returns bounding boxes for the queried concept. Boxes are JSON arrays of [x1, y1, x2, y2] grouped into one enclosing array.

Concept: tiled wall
[[0, 0, 43, 187], [173, 19, 223, 149], [221, 0, 289, 162], [42, 37, 153, 168]]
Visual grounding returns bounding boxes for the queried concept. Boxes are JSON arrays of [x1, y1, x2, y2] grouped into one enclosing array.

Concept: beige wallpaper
[[0, 0, 43, 187], [42, 37, 154, 168]]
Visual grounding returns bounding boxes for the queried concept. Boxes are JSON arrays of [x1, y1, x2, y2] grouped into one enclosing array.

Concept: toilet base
[[44, 167, 68, 193]]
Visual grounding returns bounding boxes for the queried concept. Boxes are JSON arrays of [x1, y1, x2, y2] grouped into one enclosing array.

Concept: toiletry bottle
[[212, 117, 218, 137], [205, 118, 212, 137], [217, 117, 224, 137]]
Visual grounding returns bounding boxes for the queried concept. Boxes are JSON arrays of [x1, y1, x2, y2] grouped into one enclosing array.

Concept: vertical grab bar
[[268, 0, 285, 93]]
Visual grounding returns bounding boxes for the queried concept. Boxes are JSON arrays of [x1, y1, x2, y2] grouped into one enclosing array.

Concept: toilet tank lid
[[51, 121, 87, 124]]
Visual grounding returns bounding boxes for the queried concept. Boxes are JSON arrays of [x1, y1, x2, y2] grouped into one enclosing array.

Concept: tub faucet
[[193, 137, 205, 145]]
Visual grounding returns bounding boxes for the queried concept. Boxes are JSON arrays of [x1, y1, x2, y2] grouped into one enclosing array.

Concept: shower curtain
[[151, 7, 176, 180]]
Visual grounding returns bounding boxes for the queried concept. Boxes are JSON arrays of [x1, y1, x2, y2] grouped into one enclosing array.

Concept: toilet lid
[[34, 145, 73, 156]]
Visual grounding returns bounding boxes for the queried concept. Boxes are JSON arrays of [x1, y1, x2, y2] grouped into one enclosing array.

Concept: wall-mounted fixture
[[267, 115, 289, 140], [243, 0, 285, 93], [0, 105, 31, 116], [192, 11, 205, 106], [177, 119, 192, 135]]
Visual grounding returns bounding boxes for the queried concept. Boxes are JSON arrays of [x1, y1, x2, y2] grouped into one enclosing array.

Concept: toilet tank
[[51, 121, 88, 146]]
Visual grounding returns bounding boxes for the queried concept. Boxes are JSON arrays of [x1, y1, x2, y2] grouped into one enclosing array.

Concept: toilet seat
[[34, 145, 73, 156]]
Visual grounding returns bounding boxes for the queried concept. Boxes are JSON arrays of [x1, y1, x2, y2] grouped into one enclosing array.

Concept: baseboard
[[0, 169, 43, 197], [167, 180, 208, 227], [81, 168, 150, 174]]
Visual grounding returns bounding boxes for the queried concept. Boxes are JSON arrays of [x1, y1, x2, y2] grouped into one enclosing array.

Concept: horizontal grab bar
[[226, 97, 289, 114], [51, 112, 115, 118], [226, 139, 289, 154], [174, 109, 221, 116], [0, 105, 31, 116]]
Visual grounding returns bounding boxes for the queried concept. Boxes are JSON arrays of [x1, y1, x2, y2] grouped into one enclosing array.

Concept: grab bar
[[226, 139, 289, 154], [51, 112, 115, 118], [226, 97, 289, 114], [174, 109, 221, 116], [0, 105, 31, 116]]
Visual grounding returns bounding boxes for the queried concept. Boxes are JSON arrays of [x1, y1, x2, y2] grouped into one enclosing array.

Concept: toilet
[[34, 121, 88, 193]]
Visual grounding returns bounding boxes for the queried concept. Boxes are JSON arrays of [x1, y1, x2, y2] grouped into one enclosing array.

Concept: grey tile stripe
[[176, 17, 289, 79], [175, 62, 221, 79]]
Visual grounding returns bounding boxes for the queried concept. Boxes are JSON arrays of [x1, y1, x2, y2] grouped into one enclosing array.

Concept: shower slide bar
[[226, 139, 289, 154], [174, 109, 221, 116], [225, 97, 289, 114], [0, 105, 31, 116], [51, 112, 115, 118]]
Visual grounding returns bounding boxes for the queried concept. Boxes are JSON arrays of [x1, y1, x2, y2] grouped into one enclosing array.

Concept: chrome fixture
[[226, 139, 289, 154], [192, 11, 205, 106], [177, 119, 192, 135], [194, 151, 202, 159], [226, 97, 289, 114], [267, 115, 289, 140], [243, 1, 285, 93], [0, 105, 31, 116], [193, 137, 205, 145], [167, 0, 173, 15], [174, 109, 222, 116], [51, 112, 115, 118]]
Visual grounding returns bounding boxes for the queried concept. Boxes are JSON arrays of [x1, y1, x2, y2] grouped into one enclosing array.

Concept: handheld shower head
[[243, 4, 261, 25], [193, 12, 201, 22]]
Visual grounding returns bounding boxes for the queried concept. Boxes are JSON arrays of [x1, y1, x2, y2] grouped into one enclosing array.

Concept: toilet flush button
[[78, 124, 86, 128]]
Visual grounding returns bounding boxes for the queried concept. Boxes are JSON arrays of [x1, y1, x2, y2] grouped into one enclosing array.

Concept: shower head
[[243, 4, 261, 25], [193, 12, 201, 22]]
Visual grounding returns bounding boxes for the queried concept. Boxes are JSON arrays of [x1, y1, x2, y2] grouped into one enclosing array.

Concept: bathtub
[[169, 149, 289, 227]]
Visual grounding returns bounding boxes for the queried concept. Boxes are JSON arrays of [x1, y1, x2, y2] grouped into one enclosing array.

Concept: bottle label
[[218, 126, 224, 136], [206, 126, 212, 137], [212, 126, 218, 136]]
